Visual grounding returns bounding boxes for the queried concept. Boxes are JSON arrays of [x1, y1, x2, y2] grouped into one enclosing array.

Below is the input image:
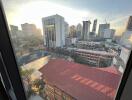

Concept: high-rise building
[[82, 20, 91, 40], [120, 31, 132, 48], [10, 25, 24, 38], [21, 23, 37, 35], [98, 23, 110, 38], [10, 25, 19, 38], [76, 23, 82, 39], [10, 25, 19, 36], [103, 29, 115, 39], [64, 22, 69, 37], [42, 14, 66, 48], [10, 25, 18, 31], [120, 16, 132, 48], [92, 19, 97, 33], [126, 16, 132, 31]]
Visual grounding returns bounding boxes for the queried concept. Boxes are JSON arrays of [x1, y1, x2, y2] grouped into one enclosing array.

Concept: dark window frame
[[0, 1, 132, 100], [0, 2, 27, 100]]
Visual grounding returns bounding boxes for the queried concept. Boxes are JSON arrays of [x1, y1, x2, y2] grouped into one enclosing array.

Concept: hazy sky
[[2, 0, 132, 35]]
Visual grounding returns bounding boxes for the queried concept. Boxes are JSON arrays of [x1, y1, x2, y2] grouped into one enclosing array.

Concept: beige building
[[75, 49, 116, 67]]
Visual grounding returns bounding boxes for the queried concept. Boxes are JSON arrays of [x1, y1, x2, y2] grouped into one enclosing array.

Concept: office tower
[[120, 16, 132, 48], [98, 23, 110, 38], [10, 25, 19, 36], [10, 25, 19, 38], [21, 23, 37, 34], [103, 29, 115, 39], [76, 23, 82, 39], [10, 25, 18, 31], [42, 14, 66, 48], [82, 20, 91, 40], [92, 19, 97, 33], [64, 22, 69, 37], [10, 24, 25, 38], [126, 16, 132, 31]]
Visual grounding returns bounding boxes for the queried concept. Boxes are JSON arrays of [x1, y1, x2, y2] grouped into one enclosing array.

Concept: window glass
[[1, 0, 132, 100]]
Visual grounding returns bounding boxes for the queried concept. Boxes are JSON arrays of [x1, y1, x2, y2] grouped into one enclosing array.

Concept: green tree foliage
[[20, 68, 34, 84], [32, 79, 45, 97], [20, 68, 45, 98]]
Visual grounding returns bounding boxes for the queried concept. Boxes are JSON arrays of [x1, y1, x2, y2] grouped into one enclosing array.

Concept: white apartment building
[[42, 14, 67, 48]]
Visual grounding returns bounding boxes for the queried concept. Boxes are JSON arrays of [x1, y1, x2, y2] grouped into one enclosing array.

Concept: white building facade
[[42, 14, 67, 48]]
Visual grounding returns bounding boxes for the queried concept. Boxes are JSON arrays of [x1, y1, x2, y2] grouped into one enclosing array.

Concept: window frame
[[0, 1, 132, 100], [0, 2, 27, 100]]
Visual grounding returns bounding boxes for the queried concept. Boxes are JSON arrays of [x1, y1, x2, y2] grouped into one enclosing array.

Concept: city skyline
[[2, 0, 132, 36], [1, 1, 132, 99]]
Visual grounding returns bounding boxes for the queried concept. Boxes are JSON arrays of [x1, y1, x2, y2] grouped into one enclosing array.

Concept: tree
[[20, 68, 34, 84], [20, 68, 35, 98], [32, 79, 45, 98], [69, 25, 76, 37]]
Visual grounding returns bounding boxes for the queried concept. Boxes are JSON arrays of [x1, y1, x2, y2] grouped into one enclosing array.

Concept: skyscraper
[[98, 23, 110, 38], [64, 22, 69, 37], [21, 23, 37, 35], [120, 16, 132, 48], [82, 20, 91, 40], [10, 25, 19, 38], [126, 16, 132, 31], [10, 25, 18, 31], [103, 29, 115, 39], [92, 19, 97, 33], [76, 23, 82, 39], [42, 14, 66, 48]]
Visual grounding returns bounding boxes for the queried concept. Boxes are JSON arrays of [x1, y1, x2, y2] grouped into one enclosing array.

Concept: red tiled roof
[[39, 59, 121, 100]]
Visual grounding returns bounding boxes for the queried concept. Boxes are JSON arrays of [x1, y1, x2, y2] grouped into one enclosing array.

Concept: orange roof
[[39, 59, 121, 100]]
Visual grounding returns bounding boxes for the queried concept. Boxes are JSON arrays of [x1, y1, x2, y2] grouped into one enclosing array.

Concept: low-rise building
[[74, 49, 116, 67], [76, 41, 102, 50], [65, 37, 72, 46], [39, 59, 121, 100]]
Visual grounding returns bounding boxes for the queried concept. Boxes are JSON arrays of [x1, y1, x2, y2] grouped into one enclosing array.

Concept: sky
[[1, 0, 132, 36]]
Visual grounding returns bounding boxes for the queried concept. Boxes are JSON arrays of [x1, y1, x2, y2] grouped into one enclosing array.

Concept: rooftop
[[42, 14, 64, 20], [77, 41, 101, 44], [76, 49, 116, 56], [39, 59, 121, 100]]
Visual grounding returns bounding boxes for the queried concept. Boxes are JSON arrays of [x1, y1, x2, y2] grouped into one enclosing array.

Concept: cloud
[[110, 16, 129, 35], [1, 0, 131, 35], [4, 1, 98, 27]]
